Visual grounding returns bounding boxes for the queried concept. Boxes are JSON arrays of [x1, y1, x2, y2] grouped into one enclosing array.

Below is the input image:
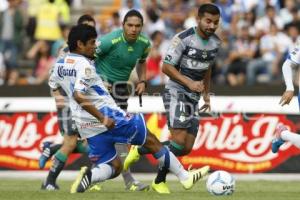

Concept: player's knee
[[143, 132, 162, 153], [113, 166, 122, 177], [110, 158, 123, 178], [168, 140, 186, 156], [61, 135, 77, 153]]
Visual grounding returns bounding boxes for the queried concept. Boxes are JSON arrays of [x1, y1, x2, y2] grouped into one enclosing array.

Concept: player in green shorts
[[95, 9, 150, 191]]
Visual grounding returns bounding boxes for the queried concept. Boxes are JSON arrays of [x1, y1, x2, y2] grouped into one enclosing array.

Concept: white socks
[[156, 150, 189, 181], [281, 130, 300, 148], [91, 163, 114, 183]]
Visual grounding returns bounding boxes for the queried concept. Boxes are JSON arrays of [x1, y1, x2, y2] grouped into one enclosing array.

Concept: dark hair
[[77, 14, 96, 25], [198, 3, 220, 17], [112, 12, 120, 18], [67, 24, 97, 52], [123, 9, 143, 25], [150, 30, 162, 40]]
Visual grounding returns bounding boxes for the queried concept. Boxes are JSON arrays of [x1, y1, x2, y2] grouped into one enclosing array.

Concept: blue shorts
[[87, 113, 147, 165]]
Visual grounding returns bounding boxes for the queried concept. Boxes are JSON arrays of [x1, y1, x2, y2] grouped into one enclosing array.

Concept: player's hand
[[279, 90, 294, 106], [102, 117, 115, 129], [188, 80, 204, 93], [135, 81, 146, 95], [199, 95, 211, 112]]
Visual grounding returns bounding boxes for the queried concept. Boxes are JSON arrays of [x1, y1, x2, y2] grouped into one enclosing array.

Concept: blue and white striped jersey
[[48, 53, 125, 138], [288, 39, 300, 65]]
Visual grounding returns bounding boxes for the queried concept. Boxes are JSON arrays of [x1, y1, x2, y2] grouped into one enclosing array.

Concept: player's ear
[[77, 40, 85, 50], [196, 15, 200, 24]]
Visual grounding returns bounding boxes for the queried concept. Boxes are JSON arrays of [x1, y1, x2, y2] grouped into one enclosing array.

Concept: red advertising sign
[[0, 112, 300, 172], [0, 113, 80, 170], [144, 113, 300, 173]]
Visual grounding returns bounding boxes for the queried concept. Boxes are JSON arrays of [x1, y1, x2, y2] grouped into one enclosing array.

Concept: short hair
[[77, 14, 96, 25], [150, 30, 162, 40], [67, 24, 97, 52], [123, 9, 143, 25], [198, 3, 220, 17]]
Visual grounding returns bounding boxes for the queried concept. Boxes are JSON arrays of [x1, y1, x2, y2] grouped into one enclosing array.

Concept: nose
[[209, 23, 216, 29]]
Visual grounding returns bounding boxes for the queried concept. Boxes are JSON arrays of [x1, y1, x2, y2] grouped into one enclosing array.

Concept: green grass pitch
[[1, 179, 300, 200]]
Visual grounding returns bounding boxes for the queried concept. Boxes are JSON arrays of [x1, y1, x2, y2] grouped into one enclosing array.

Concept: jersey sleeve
[[48, 66, 60, 90], [74, 60, 97, 93], [163, 35, 185, 66], [288, 42, 300, 65], [139, 42, 151, 63], [95, 36, 112, 56]]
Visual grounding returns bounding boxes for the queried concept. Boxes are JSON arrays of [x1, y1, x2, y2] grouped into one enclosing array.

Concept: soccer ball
[[206, 170, 235, 196]]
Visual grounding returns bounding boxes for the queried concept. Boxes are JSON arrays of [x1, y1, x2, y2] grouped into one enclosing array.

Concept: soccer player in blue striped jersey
[[49, 24, 210, 194], [272, 39, 300, 153]]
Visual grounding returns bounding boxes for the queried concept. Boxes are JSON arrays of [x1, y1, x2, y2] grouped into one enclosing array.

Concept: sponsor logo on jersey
[[128, 46, 134, 51], [165, 55, 172, 62], [188, 48, 197, 56], [85, 68, 92, 78], [66, 59, 75, 64], [57, 66, 76, 78]]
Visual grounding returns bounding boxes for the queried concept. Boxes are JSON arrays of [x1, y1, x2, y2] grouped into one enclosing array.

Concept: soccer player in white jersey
[[40, 14, 97, 191], [49, 24, 210, 193], [272, 39, 300, 153]]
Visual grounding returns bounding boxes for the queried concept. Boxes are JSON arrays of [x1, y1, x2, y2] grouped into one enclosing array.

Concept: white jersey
[[288, 39, 300, 65], [48, 53, 125, 138]]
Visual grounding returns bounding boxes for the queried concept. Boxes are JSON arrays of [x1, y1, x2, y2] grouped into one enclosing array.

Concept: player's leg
[[153, 90, 198, 192], [41, 134, 78, 190], [124, 114, 209, 191], [39, 107, 67, 169], [39, 138, 89, 169], [112, 83, 149, 191], [39, 142, 62, 169], [71, 132, 122, 193], [115, 143, 149, 191], [272, 124, 300, 153], [144, 132, 209, 188], [41, 107, 79, 190]]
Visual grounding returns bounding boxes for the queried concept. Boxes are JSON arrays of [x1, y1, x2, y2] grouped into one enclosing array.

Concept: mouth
[[129, 34, 137, 38]]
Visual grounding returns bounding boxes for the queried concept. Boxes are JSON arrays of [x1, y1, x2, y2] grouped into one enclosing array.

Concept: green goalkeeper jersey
[[95, 29, 151, 83]]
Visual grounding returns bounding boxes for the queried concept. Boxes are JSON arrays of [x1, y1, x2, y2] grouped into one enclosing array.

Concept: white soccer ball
[[206, 170, 235, 196]]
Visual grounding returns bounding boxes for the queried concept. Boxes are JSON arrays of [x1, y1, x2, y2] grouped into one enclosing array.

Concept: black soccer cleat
[[70, 166, 92, 193]]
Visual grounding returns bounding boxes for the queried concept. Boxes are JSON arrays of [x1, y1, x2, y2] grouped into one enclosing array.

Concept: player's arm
[[73, 91, 114, 129], [279, 59, 298, 106], [199, 66, 212, 112], [162, 62, 204, 93], [135, 44, 150, 95], [48, 66, 66, 109], [73, 63, 114, 129], [51, 89, 66, 109], [135, 61, 147, 95]]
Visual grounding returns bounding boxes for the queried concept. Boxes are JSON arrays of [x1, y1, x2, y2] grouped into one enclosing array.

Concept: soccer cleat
[[41, 182, 59, 191], [70, 166, 92, 193], [39, 142, 52, 169], [180, 165, 210, 190], [271, 124, 288, 153], [88, 183, 102, 191], [151, 181, 170, 194], [126, 180, 150, 191], [123, 146, 140, 171]]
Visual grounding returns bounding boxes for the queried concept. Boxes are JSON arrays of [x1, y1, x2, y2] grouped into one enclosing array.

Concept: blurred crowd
[[0, 0, 300, 87]]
